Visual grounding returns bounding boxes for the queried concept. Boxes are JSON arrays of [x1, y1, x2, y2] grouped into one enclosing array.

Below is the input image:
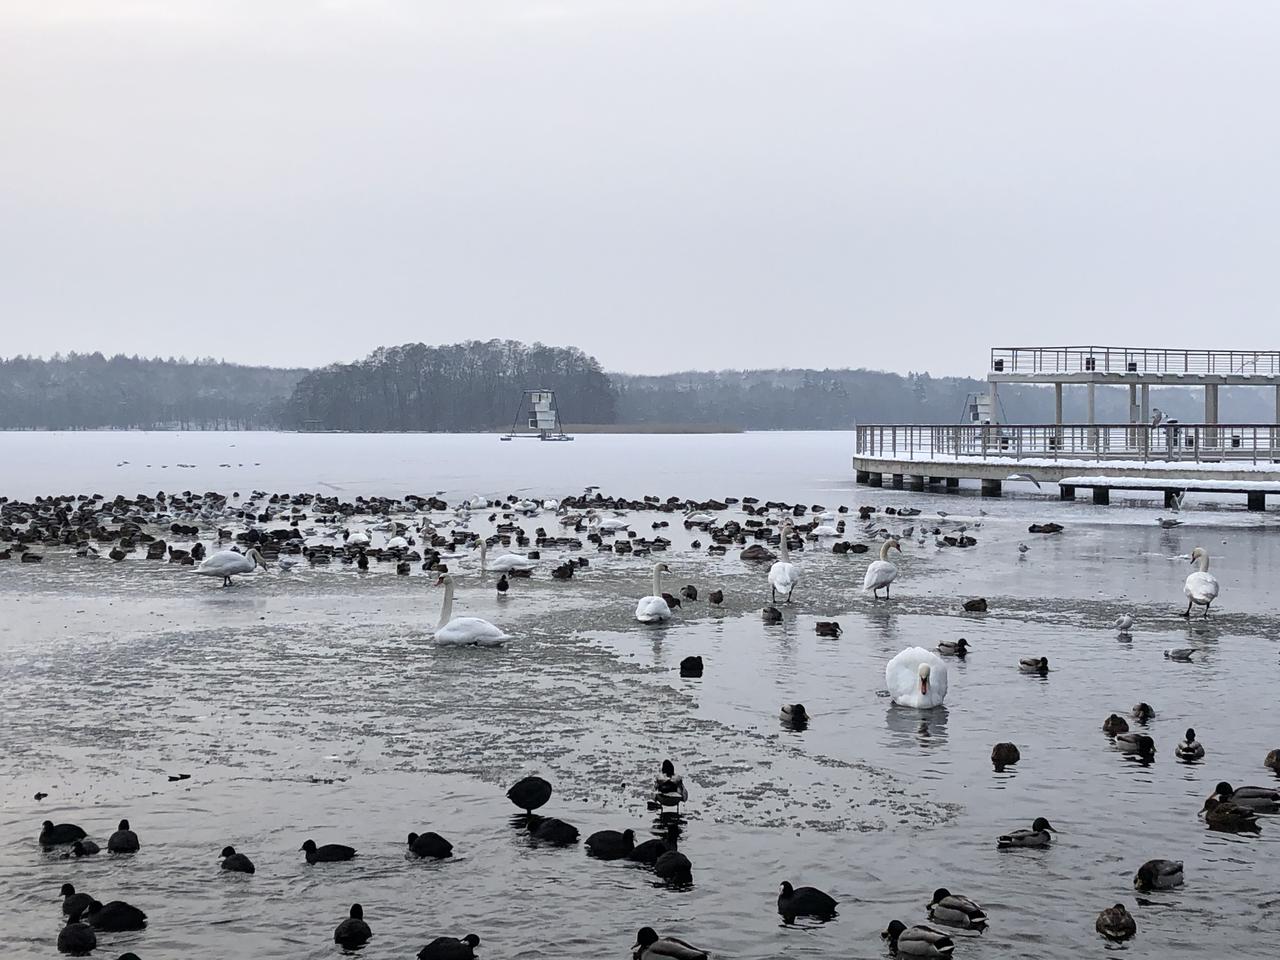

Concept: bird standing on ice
[[1183, 547, 1220, 618], [863, 539, 901, 598]]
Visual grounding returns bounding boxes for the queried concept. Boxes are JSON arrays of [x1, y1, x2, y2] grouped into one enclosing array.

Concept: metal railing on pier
[[855, 422, 1280, 465], [989, 346, 1280, 377]]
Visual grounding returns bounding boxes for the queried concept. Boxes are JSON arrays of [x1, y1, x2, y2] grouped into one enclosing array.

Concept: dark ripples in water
[[3, 499, 1280, 958]]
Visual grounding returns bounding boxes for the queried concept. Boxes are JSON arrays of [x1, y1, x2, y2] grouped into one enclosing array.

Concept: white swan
[[684, 510, 716, 525], [811, 522, 839, 537], [478, 540, 537, 574], [636, 562, 673, 623], [433, 574, 508, 646], [346, 530, 370, 548], [196, 548, 267, 586], [768, 524, 801, 603], [1183, 547, 1220, 618], [589, 512, 630, 532], [886, 646, 948, 708], [863, 538, 901, 598], [386, 535, 409, 551]]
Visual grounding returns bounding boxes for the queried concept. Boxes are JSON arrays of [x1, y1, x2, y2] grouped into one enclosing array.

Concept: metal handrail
[[855, 422, 1280, 465], [989, 346, 1280, 377]]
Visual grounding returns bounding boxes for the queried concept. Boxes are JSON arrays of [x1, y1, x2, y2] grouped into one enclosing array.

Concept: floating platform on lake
[[853, 422, 1280, 510]]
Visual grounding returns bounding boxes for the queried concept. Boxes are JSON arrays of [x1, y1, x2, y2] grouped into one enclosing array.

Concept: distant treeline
[[1, 344, 1274, 430], [0, 354, 304, 430]]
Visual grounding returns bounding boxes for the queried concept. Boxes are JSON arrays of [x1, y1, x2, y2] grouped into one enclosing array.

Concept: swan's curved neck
[[479, 540, 487, 573], [438, 580, 454, 628], [652, 565, 663, 597], [779, 527, 790, 561], [1196, 552, 1210, 572], [879, 541, 893, 561]]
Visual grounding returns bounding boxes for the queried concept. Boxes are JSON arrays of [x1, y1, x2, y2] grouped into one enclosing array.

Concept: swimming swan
[[196, 548, 267, 586], [636, 563, 673, 623], [433, 574, 508, 646], [768, 523, 801, 603], [478, 540, 537, 574], [863, 538, 902, 598], [1183, 547, 1220, 618], [885, 646, 948, 708]]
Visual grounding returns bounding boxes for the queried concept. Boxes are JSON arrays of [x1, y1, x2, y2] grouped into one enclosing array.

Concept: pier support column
[[868, 473, 883, 487], [989, 381, 999, 423], [1140, 384, 1150, 457], [1205, 383, 1219, 449], [981, 479, 1002, 498], [1087, 383, 1097, 451], [906, 475, 925, 491], [891, 474, 904, 490], [855, 470, 870, 484], [1092, 487, 1110, 505], [1248, 491, 1266, 512], [1129, 384, 1139, 450], [1060, 484, 1076, 501]]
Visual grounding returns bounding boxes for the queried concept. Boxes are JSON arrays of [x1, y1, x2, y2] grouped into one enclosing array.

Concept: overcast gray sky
[[2, 1, 1277, 376]]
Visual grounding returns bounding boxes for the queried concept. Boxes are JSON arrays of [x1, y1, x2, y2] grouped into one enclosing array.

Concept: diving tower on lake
[[853, 345, 1280, 510]]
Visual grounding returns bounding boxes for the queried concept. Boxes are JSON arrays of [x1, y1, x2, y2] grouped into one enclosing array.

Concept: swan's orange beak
[[434, 575, 445, 586], [920, 678, 929, 695]]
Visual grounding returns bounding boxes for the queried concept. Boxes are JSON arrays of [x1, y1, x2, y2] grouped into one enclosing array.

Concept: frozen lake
[[2, 430, 1279, 958]]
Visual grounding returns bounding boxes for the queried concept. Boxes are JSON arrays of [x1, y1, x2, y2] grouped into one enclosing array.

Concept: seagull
[[1017, 543, 1029, 554], [1157, 517, 1182, 529], [1151, 407, 1164, 427], [1112, 613, 1135, 633], [1169, 490, 1185, 512], [1006, 473, 1042, 489]]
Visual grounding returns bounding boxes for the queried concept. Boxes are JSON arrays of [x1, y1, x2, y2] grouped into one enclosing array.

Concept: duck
[[1115, 732, 1156, 757], [60, 884, 93, 917], [927, 888, 987, 929], [628, 836, 674, 865], [196, 547, 267, 586], [654, 759, 688, 809], [885, 647, 948, 708], [220, 845, 255, 873], [776, 880, 838, 922], [781, 703, 809, 726], [407, 831, 454, 858], [1103, 714, 1129, 735], [334, 903, 372, 948], [679, 655, 703, 677], [1183, 546, 1220, 617], [654, 848, 693, 883], [1133, 859, 1184, 891], [936, 638, 969, 658], [1018, 656, 1049, 675], [496, 573, 509, 595], [1266, 749, 1280, 772], [84, 899, 147, 931], [761, 605, 782, 624], [417, 934, 481, 960], [1176, 728, 1205, 761], [1201, 796, 1261, 833], [1132, 702, 1155, 723], [863, 538, 902, 598], [708, 589, 724, 606], [529, 816, 579, 844], [680, 584, 698, 602], [632, 926, 708, 959], [635, 562, 674, 623], [71, 839, 100, 857], [507, 775, 552, 814], [300, 838, 356, 863], [57, 912, 97, 955], [815, 620, 842, 637], [433, 574, 509, 646], [997, 816, 1055, 848], [991, 742, 1020, 769], [1208, 781, 1280, 811], [585, 828, 636, 860], [1095, 903, 1137, 942], [107, 818, 139, 853], [40, 821, 86, 846], [881, 920, 954, 957]]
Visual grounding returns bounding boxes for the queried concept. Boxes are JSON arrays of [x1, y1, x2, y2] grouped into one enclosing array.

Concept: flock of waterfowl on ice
[[6, 486, 1280, 956]]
